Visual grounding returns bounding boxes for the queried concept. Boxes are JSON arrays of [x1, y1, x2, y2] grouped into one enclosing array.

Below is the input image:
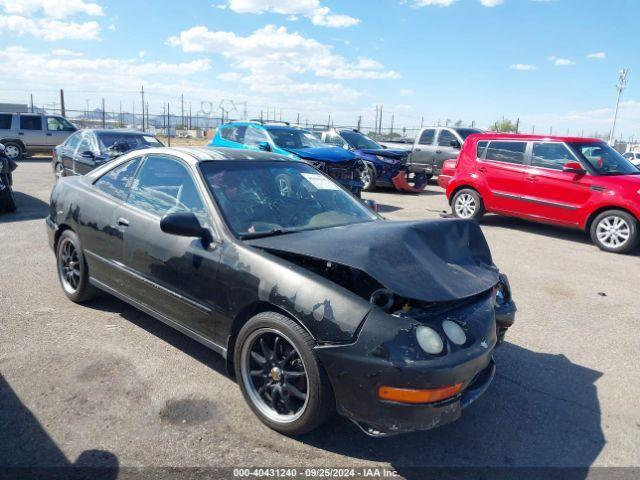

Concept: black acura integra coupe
[[46, 147, 516, 436]]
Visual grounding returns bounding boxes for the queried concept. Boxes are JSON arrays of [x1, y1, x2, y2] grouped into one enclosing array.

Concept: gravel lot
[[1, 158, 639, 476]]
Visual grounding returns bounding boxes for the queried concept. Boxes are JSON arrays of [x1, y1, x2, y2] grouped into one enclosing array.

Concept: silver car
[[0, 112, 77, 160]]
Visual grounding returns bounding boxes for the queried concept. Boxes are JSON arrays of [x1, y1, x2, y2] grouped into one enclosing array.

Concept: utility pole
[[515, 118, 520, 134], [101, 98, 106, 128], [374, 105, 379, 134], [296, 113, 300, 125], [609, 68, 629, 145], [146, 102, 149, 132], [60, 89, 66, 118], [357, 115, 362, 130], [181, 94, 184, 129], [189, 102, 192, 130], [30, 94, 34, 113], [420, 116, 424, 129], [378, 105, 383, 135], [327, 114, 331, 128], [167, 103, 171, 147], [119, 101, 122, 127], [390, 114, 394, 136], [140, 85, 145, 132]]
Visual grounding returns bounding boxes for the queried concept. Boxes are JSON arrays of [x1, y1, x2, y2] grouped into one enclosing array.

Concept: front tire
[[590, 210, 639, 254], [56, 230, 99, 302], [452, 188, 485, 220], [54, 162, 65, 180], [234, 312, 335, 435], [360, 164, 376, 191]]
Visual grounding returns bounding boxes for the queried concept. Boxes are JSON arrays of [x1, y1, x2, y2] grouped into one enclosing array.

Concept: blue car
[[319, 129, 409, 191], [210, 122, 362, 196]]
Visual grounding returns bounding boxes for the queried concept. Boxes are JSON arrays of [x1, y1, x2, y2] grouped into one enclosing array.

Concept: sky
[[0, 0, 638, 138]]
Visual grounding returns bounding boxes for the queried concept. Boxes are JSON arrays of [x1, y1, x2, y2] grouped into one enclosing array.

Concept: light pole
[[609, 69, 629, 145]]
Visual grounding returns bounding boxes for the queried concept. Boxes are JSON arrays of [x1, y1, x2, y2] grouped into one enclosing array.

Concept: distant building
[[0, 103, 29, 113]]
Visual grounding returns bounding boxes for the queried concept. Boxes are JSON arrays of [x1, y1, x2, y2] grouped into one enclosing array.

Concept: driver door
[[117, 154, 221, 339], [73, 131, 99, 175]]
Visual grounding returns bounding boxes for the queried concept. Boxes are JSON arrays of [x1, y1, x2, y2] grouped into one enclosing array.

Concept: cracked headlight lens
[[416, 326, 443, 355]]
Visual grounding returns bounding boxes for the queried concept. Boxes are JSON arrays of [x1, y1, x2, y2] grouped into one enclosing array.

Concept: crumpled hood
[[282, 147, 356, 164], [358, 148, 408, 160], [246, 219, 500, 303]]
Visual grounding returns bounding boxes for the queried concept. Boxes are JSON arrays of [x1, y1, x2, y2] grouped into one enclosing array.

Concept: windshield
[[455, 128, 484, 141], [266, 128, 326, 149], [200, 161, 378, 238], [97, 133, 163, 153], [340, 131, 382, 150], [568, 142, 640, 176]]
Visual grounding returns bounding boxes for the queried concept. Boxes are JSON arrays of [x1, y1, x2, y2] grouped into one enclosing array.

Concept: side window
[[64, 132, 81, 151], [47, 116, 75, 131], [418, 129, 435, 145], [477, 140, 488, 158], [128, 156, 207, 221], [220, 126, 247, 144], [325, 134, 346, 147], [437, 129, 458, 147], [94, 157, 142, 201], [244, 126, 269, 147], [531, 142, 576, 170], [485, 141, 527, 165], [19, 115, 42, 130], [0, 114, 12, 129], [76, 133, 96, 155]]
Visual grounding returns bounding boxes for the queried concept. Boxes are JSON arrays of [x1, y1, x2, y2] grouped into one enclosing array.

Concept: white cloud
[[411, 0, 457, 6], [510, 64, 536, 71], [0, 15, 101, 40], [480, 0, 504, 6], [51, 48, 83, 56], [0, 0, 103, 19], [223, 0, 359, 28], [168, 24, 400, 86], [400, 88, 414, 95], [587, 52, 606, 60], [548, 56, 575, 66]]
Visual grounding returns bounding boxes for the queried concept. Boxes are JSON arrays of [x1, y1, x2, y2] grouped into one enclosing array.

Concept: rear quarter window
[[476, 141, 488, 158], [220, 126, 247, 144], [0, 114, 12, 129], [485, 141, 527, 165]]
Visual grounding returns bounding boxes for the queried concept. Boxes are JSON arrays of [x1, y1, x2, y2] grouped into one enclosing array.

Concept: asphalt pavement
[[1, 158, 639, 477]]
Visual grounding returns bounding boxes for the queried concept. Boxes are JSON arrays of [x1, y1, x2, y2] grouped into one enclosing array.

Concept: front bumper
[[316, 291, 501, 435]]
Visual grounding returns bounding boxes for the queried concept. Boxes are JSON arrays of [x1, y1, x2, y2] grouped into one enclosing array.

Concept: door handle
[[18, 132, 24, 135], [46, 133, 52, 136], [526, 175, 537, 182], [478, 167, 488, 173], [117, 217, 130, 227], [414, 148, 421, 152], [436, 150, 443, 154]]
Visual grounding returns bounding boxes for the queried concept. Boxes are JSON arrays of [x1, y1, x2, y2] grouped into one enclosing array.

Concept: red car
[[445, 133, 640, 253]]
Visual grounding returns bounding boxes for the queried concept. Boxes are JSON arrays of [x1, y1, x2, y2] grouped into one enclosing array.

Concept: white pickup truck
[[382, 126, 483, 177], [0, 112, 77, 160]]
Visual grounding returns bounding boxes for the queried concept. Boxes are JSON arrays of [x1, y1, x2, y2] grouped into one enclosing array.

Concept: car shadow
[[376, 203, 403, 213], [20, 156, 54, 164], [480, 214, 594, 246], [0, 374, 119, 478], [82, 295, 229, 378], [297, 343, 604, 478], [0, 191, 50, 223]]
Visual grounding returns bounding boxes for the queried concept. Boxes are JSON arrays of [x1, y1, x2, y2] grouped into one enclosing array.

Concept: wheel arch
[[225, 301, 316, 377], [584, 206, 639, 232], [53, 223, 74, 251], [0, 138, 26, 151]]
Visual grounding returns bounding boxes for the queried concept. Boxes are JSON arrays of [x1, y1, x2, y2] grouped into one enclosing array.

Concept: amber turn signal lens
[[378, 383, 464, 404]]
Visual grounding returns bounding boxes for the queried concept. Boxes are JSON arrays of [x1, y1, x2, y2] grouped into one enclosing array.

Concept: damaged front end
[[246, 219, 516, 435]]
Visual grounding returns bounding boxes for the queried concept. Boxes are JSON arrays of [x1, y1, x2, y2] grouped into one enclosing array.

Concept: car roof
[[85, 129, 155, 135], [221, 121, 304, 131], [466, 132, 602, 143], [120, 146, 295, 165]]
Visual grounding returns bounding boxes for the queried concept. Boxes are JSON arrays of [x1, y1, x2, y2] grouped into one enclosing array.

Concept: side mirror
[[160, 212, 212, 247], [450, 140, 461, 149], [363, 199, 378, 212], [258, 141, 271, 152], [381, 144, 388, 149], [562, 161, 586, 175], [80, 151, 94, 159]]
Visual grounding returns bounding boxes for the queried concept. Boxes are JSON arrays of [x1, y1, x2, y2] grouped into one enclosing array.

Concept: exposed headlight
[[376, 155, 397, 163], [442, 320, 466, 346], [495, 274, 510, 306], [416, 326, 443, 355]]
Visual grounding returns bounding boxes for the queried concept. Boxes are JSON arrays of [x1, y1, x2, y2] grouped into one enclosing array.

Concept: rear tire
[[590, 210, 639, 254], [54, 162, 65, 180], [452, 188, 485, 220], [56, 230, 99, 303], [234, 312, 335, 435], [2, 142, 23, 161]]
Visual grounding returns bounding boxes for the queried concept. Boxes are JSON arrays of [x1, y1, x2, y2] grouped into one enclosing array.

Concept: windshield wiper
[[240, 228, 299, 240]]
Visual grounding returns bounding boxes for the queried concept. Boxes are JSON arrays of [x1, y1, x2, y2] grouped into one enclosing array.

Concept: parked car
[[52, 129, 163, 178], [318, 129, 409, 191], [0, 112, 77, 160], [210, 122, 363, 196], [46, 146, 516, 436], [622, 151, 640, 167], [446, 133, 640, 253]]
